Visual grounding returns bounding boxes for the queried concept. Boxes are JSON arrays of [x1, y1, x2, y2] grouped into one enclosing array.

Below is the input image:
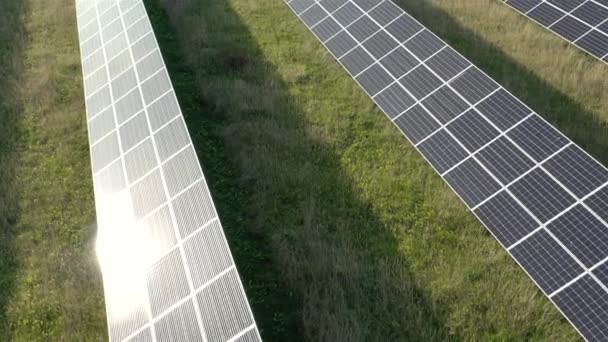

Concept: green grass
[[148, 0, 608, 340], [0, 0, 106, 340], [2, 0, 608, 340]]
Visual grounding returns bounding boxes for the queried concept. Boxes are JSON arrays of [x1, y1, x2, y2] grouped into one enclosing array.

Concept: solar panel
[[504, 0, 608, 63], [74, 0, 261, 341], [285, 0, 608, 340]]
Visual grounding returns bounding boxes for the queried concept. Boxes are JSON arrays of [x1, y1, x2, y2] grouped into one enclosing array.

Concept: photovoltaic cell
[[504, 0, 608, 63], [585, 186, 608, 223], [547, 205, 608, 268], [341, 46, 375, 75], [363, 30, 399, 58], [446, 109, 500, 152], [373, 83, 416, 118], [474, 190, 539, 247], [393, 104, 441, 143], [379, 47, 419, 78], [421, 85, 469, 123], [75, 0, 260, 341], [399, 64, 442, 99], [287, 0, 608, 339], [510, 229, 583, 294], [417, 129, 469, 173], [553, 276, 608, 341], [592, 261, 608, 287], [443, 158, 502, 207], [509, 168, 576, 222], [542, 145, 608, 198], [425, 47, 471, 81], [476, 89, 531, 131], [507, 114, 569, 162], [476, 137, 536, 185]]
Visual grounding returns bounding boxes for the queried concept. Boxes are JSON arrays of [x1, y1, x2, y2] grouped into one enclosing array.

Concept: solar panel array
[[504, 0, 608, 63], [74, 0, 260, 341], [285, 0, 608, 340]]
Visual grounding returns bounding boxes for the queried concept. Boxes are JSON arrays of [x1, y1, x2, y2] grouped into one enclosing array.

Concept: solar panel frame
[[75, 1, 261, 341], [503, 0, 608, 63], [286, 0, 608, 339]]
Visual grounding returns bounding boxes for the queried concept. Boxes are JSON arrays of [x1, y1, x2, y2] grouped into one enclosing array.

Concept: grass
[[148, 0, 608, 340], [1, 0, 607, 340], [0, 0, 106, 340]]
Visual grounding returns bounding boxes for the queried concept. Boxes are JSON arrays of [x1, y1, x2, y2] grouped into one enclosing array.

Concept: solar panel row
[[285, 0, 608, 340], [504, 0, 608, 63], [75, 0, 260, 341]]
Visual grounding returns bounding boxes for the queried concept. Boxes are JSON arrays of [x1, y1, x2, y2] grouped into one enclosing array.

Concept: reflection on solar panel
[[503, 0, 608, 63], [286, 0, 608, 340], [74, 0, 260, 341]]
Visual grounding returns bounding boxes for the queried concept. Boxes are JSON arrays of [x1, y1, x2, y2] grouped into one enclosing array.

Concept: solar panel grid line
[[470, 139, 571, 211], [122, 265, 236, 342], [80, 28, 153, 74], [127, 265, 236, 341], [551, 270, 589, 295], [503, 0, 608, 62], [227, 325, 258, 342], [79, 12, 151, 62], [87, 87, 176, 151], [86, 2, 158, 340], [351, 29, 430, 79], [311, 4, 415, 47], [413, 86, 501, 150], [75, 0, 260, 341], [90, 99, 179, 164], [84, 45, 159, 86], [89, 122, 170, 178], [299, 1, 477, 138], [545, 2, 594, 43], [286, 0, 608, 339], [437, 111, 534, 177], [87, 66, 164, 105], [390, 64, 475, 123], [312, 1, 394, 44], [366, 45, 451, 97], [78, 0, 143, 49], [85, 61, 162, 100], [121, 143, 196, 193]]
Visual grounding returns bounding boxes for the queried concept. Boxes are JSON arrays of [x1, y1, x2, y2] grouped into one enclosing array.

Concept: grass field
[[0, 0, 105, 340], [149, 0, 607, 340], [1, 0, 608, 340]]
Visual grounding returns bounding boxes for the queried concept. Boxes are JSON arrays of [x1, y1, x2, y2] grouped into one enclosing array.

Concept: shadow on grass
[[146, 0, 457, 340], [0, 0, 26, 338], [396, 0, 608, 164]]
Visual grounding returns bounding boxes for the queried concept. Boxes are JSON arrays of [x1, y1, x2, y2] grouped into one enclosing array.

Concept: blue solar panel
[[504, 0, 608, 63], [286, 0, 608, 339]]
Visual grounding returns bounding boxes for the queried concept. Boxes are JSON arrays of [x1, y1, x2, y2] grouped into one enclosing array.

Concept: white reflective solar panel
[[74, 1, 261, 341], [286, 0, 608, 340]]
